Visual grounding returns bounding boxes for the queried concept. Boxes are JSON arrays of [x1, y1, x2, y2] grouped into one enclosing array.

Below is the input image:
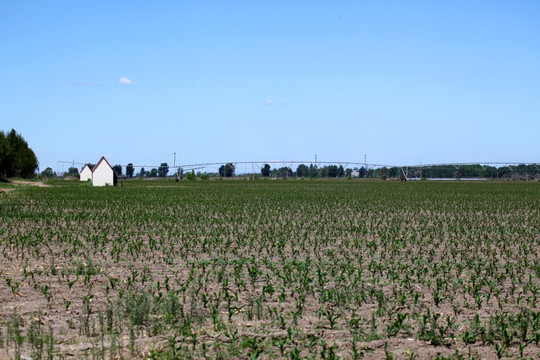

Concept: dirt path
[[0, 179, 51, 193], [10, 180, 51, 187]]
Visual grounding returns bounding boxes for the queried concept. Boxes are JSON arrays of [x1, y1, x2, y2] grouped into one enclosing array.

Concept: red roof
[[92, 156, 113, 173], [81, 164, 90, 172]]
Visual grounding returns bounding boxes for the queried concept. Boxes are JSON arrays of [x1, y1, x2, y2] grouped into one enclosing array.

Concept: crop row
[[0, 181, 538, 359]]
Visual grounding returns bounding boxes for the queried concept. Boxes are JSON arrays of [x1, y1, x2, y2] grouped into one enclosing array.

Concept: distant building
[[92, 156, 115, 186], [352, 168, 360, 177], [80, 164, 92, 182]]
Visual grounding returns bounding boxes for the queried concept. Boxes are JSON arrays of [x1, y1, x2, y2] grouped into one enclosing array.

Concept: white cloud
[[119, 76, 135, 85], [263, 99, 276, 106]]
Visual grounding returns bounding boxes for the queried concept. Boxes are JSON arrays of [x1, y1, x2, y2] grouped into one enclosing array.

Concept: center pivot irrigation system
[[57, 159, 540, 178]]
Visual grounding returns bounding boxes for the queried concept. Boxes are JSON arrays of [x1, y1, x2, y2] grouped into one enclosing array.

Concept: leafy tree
[[0, 132, 5, 177], [139, 167, 146, 177], [41, 167, 55, 178], [359, 166, 366, 178], [126, 163, 134, 178], [200, 172, 210, 180], [345, 168, 352, 177], [150, 168, 158, 177], [367, 168, 375, 178], [158, 163, 169, 177], [324, 165, 338, 177], [296, 164, 309, 177], [380, 167, 388, 179], [219, 163, 235, 177], [112, 164, 123, 176], [388, 167, 399, 178], [320, 166, 328, 177], [0, 129, 38, 178], [65, 167, 79, 177], [276, 167, 292, 178], [185, 171, 196, 181], [337, 165, 345, 178], [309, 164, 318, 178], [226, 163, 235, 177], [261, 164, 271, 177]]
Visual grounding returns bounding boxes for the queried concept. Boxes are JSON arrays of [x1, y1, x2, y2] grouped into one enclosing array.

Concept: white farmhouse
[[92, 156, 115, 186], [80, 164, 92, 182]]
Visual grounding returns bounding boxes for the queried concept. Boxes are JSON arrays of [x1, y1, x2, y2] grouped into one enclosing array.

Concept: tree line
[[257, 163, 540, 179], [260, 164, 355, 178], [58, 162, 171, 179], [387, 164, 540, 179], [0, 129, 38, 178], [110, 163, 170, 178], [194, 163, 540, 179], [59, 160, 540, 180]]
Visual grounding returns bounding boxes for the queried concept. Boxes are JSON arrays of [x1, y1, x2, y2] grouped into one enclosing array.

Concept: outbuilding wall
[[80, 166, 92, 182], [92, 162, 114, 186]]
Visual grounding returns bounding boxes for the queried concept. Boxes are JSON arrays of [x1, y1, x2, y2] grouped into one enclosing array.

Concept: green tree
[[388, 167, 399, 178], [112, 165, 123, 176], [126, 163, 134, 178], [139, 167, 146, 177], [0, 129, 38, 178], [185, 171, 196, 181], [337, 165, 345, 177], [359, 166, 366, 178], [219, 163, 235, 177], [158, 163, 169, 177], [309, 164, 318, 178], [277, 167, 292, 178], [0, 131, 5, 177], [261, 164, 271, 177], [150, 168, 158, 177], [320, 166, 329, 177], [40, 167, 55, 178], [296, 164, 309, 177], [325, 165, 338, 177], [65, 167, 79, 178], [380, 167, 388, 179]]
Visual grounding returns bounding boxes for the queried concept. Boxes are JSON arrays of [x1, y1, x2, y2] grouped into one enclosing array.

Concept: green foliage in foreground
[[0, 129, 38, 178], [0, 181, 539, 359]]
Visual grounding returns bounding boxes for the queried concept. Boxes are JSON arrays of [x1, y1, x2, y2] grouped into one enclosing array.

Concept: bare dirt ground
[[0, 181, 538, 359], [10, 180, 52, 188], [0, 180, 51, 193]]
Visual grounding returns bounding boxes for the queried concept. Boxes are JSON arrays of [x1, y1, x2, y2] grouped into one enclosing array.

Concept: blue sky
[[1, 1, 539, 173]]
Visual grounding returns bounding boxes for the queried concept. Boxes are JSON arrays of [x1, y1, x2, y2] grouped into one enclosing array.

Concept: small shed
[[92, 156, 115, 186], [80, 164, 92, 182]]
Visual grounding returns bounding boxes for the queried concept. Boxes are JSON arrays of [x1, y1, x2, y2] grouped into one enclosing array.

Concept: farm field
[[0, 180, 539, 359]]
